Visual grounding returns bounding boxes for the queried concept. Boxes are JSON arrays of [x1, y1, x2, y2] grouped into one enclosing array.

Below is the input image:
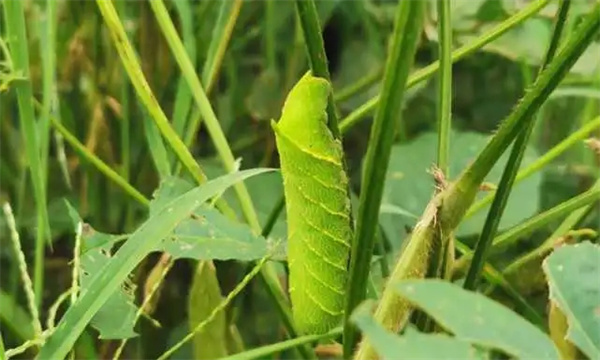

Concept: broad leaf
[[67, 201, 137, 339], [543, 241, 600, 359], [80, 242, 137, 339], [351, 301, 488, 360], [394, 279, 560, 359]]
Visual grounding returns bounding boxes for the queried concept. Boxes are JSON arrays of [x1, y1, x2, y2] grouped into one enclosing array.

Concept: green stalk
[[170, 0, 196, 143], [338, 0, 550, 133], [439, 3, 600, 231], [219, 327, 343, 360], [294, 0, 341, 138], [436, 0, 452, 174], [464, 115, 600, 219], [175, 0, 240, 173], [3, 0, 50, 308], [463, 0, 572, 291], [200, 0, 242, 97], [344, 1, 425, 356], [148, 0, 258, 228], [48, 112, 149, 207]]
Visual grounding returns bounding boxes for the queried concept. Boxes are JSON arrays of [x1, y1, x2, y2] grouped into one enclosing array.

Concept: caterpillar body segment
[[271, 72, 353, 335]]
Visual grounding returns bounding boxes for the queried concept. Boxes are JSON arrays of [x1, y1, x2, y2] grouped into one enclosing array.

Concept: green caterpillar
[[271, 72, 353, 335]]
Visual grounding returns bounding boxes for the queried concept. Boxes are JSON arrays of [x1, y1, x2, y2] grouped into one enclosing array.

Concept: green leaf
[[37, 168, 273, 360], [543, 241, 600, 360], [351, 301, 488, 360], [394, 279, 560, 359], [64, 200, 137, 339], [80, 242, 137, 339], [189, 261, 228, 359], [381, 130, 541, 246], [149, 176, 283, 261]]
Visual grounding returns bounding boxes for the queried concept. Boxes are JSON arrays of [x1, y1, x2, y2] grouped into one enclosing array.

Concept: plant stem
[[3, 0, 50, 308], [294, 0, 341, 139], [436, 0, 452, 175], [440, 3, 600, 231], [344, 1, 425, 357], [148, 0, 258, 228], [48, 111, 149, 207], [463, 0, 572, 291]]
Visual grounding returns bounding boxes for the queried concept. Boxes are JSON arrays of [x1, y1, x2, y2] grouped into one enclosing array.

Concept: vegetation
[[0, 0, 598, 359]]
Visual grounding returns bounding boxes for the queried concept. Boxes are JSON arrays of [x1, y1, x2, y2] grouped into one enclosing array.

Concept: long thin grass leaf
[[3, 0, 51, 307]]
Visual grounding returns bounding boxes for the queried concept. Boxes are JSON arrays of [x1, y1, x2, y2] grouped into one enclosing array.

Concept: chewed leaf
[[351, 301, 488, 360], [543, 241, 600, 359], [394, 279, 560, 359], [38, 169, 274, 360], [80, 244, 137, 339]]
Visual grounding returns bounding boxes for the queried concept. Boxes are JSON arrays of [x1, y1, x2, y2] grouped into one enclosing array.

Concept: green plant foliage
[[351, 301, 489, 360], [272, 72, 353, 335], [189, 261, 229, 359], [543, 241, 600, 359], [79, 242, 138, 340], [37, 169, 273, 359], [81, 176, 281, 262], [394, 279, 560, 359]]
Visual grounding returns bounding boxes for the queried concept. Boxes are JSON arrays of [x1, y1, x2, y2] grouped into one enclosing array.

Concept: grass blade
[[170, 0, 196, 142], [148, 0, 259, 230], [48, 112, 149, 207], [3, 0, 50, 307], [343, 1, 425, 356], [36, 169, 273, 360], [463, 0, 572, 290], [294, 0, 340, 138], [218, 328, 343, 360]]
